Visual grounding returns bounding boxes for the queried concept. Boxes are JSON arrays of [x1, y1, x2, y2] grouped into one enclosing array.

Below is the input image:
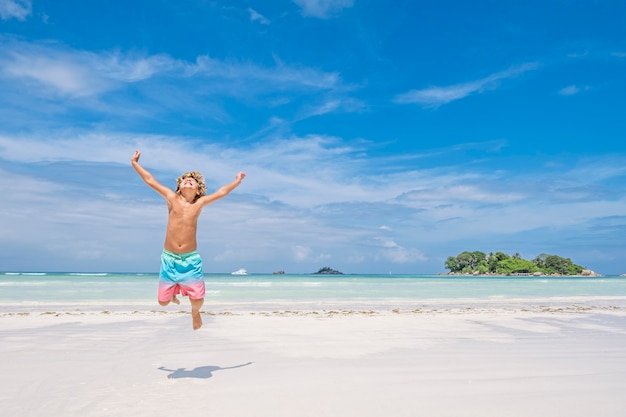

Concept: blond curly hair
[[175, 171, 207, 201]]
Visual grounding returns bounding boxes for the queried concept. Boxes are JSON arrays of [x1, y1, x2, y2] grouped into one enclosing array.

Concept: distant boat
[[231, 268, 248, 275]]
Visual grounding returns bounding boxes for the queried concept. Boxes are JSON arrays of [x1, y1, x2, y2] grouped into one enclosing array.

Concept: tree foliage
[[445, 251, 584, 275], [532, 254, 584, 275], [313, 266, 343, 274], [445, 251, 486, 273]]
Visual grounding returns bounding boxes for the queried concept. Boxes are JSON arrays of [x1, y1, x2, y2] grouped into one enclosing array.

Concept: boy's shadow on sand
[[158, 362, 253, 379]]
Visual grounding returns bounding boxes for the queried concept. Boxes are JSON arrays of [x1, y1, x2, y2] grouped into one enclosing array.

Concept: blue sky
[[1, 0, 625, 274]]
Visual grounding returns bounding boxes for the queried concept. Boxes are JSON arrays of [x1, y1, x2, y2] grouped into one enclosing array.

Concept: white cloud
[[558, 85, 590, 96], [1, 131, 626, 273], [96, 52, 179, 82], [0, 133, 137, 163], [293, 0, 354, 18], [378, 240, 427, 263], [0, 38, 343, 101], [399, 185, 525, 207], [567, 51, 589, 58], [1, 51, 111, 97], [248, 8, 270, 24], [293, 245, 312, 261], [0, 131, 393, 208], [394, 63, 540, 107], [192, 54, 341, 90], [0, 0, 31, 20], [0, 39, 180, 97]]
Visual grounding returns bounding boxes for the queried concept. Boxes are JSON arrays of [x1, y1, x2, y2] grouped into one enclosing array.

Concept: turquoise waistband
[[162, 249, 199, 260]]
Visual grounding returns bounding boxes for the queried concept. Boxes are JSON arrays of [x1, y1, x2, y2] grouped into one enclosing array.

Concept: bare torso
[[163, 194, 204, 253]]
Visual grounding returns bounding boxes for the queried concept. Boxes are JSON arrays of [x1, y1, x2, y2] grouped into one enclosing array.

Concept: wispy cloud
[[0, 37, 352, 131], [191, 54, 341, 90], [378, 239, 428, 263], [0, 37, 344, 100], [0, 38, 179, 97], [2, 130, 623, 211], [558, 85, 590, 96], [394, 63, 540, 107], [0, 0, 31, 21], [248, 8, 270, 25], [293, 0, 354, 19]]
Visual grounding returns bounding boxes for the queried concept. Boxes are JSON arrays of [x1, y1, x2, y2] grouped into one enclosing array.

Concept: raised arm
[[199, 171, 246, 207], [131, 150, 174, 199]]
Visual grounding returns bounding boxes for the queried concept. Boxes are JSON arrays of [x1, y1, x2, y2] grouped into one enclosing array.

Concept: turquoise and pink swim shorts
[[158, 250, 205, 301]]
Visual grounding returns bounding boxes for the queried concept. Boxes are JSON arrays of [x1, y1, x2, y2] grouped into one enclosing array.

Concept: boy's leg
[[158, 295, 180, 306], [190, 298, 204, 330], [158, 283, 180, 306]]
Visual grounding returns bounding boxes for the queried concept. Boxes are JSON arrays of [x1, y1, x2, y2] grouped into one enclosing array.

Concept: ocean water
[[1, 272, 626, 313]]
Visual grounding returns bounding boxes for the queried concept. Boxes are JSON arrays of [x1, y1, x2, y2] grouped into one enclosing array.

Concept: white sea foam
[[227, 281, 273, 287], [69, 273, 108, 276]]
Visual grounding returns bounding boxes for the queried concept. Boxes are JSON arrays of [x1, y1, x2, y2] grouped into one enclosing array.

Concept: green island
[[444, 251, 599, 276], [313, 266, 344, 275]]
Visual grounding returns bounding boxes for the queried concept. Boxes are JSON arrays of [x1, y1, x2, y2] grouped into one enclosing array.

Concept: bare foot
[[171, 295, 180, 305], [192, 310, 203, 330]]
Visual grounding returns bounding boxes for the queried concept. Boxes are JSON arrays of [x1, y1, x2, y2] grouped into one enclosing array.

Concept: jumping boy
[[131, 150, 246, 330]]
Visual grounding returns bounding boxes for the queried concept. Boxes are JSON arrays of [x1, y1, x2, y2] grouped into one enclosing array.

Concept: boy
[[131, 150, 246, 330]]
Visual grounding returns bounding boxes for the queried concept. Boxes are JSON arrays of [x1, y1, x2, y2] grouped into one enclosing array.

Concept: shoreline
[[2, 293, 626, 314]]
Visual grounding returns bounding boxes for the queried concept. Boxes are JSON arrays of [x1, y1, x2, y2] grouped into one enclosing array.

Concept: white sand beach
[[1, 305, 626, 417]]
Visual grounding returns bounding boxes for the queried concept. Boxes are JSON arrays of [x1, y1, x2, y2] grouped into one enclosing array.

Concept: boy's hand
[[236, 172, 246, 181], [132, 150, 141, 163]]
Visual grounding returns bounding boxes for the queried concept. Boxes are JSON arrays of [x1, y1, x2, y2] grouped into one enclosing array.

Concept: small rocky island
[[313, 266, 343, 275]]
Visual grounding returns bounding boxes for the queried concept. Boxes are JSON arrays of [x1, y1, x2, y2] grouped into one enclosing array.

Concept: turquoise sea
[[2, 272, 626, 313]]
